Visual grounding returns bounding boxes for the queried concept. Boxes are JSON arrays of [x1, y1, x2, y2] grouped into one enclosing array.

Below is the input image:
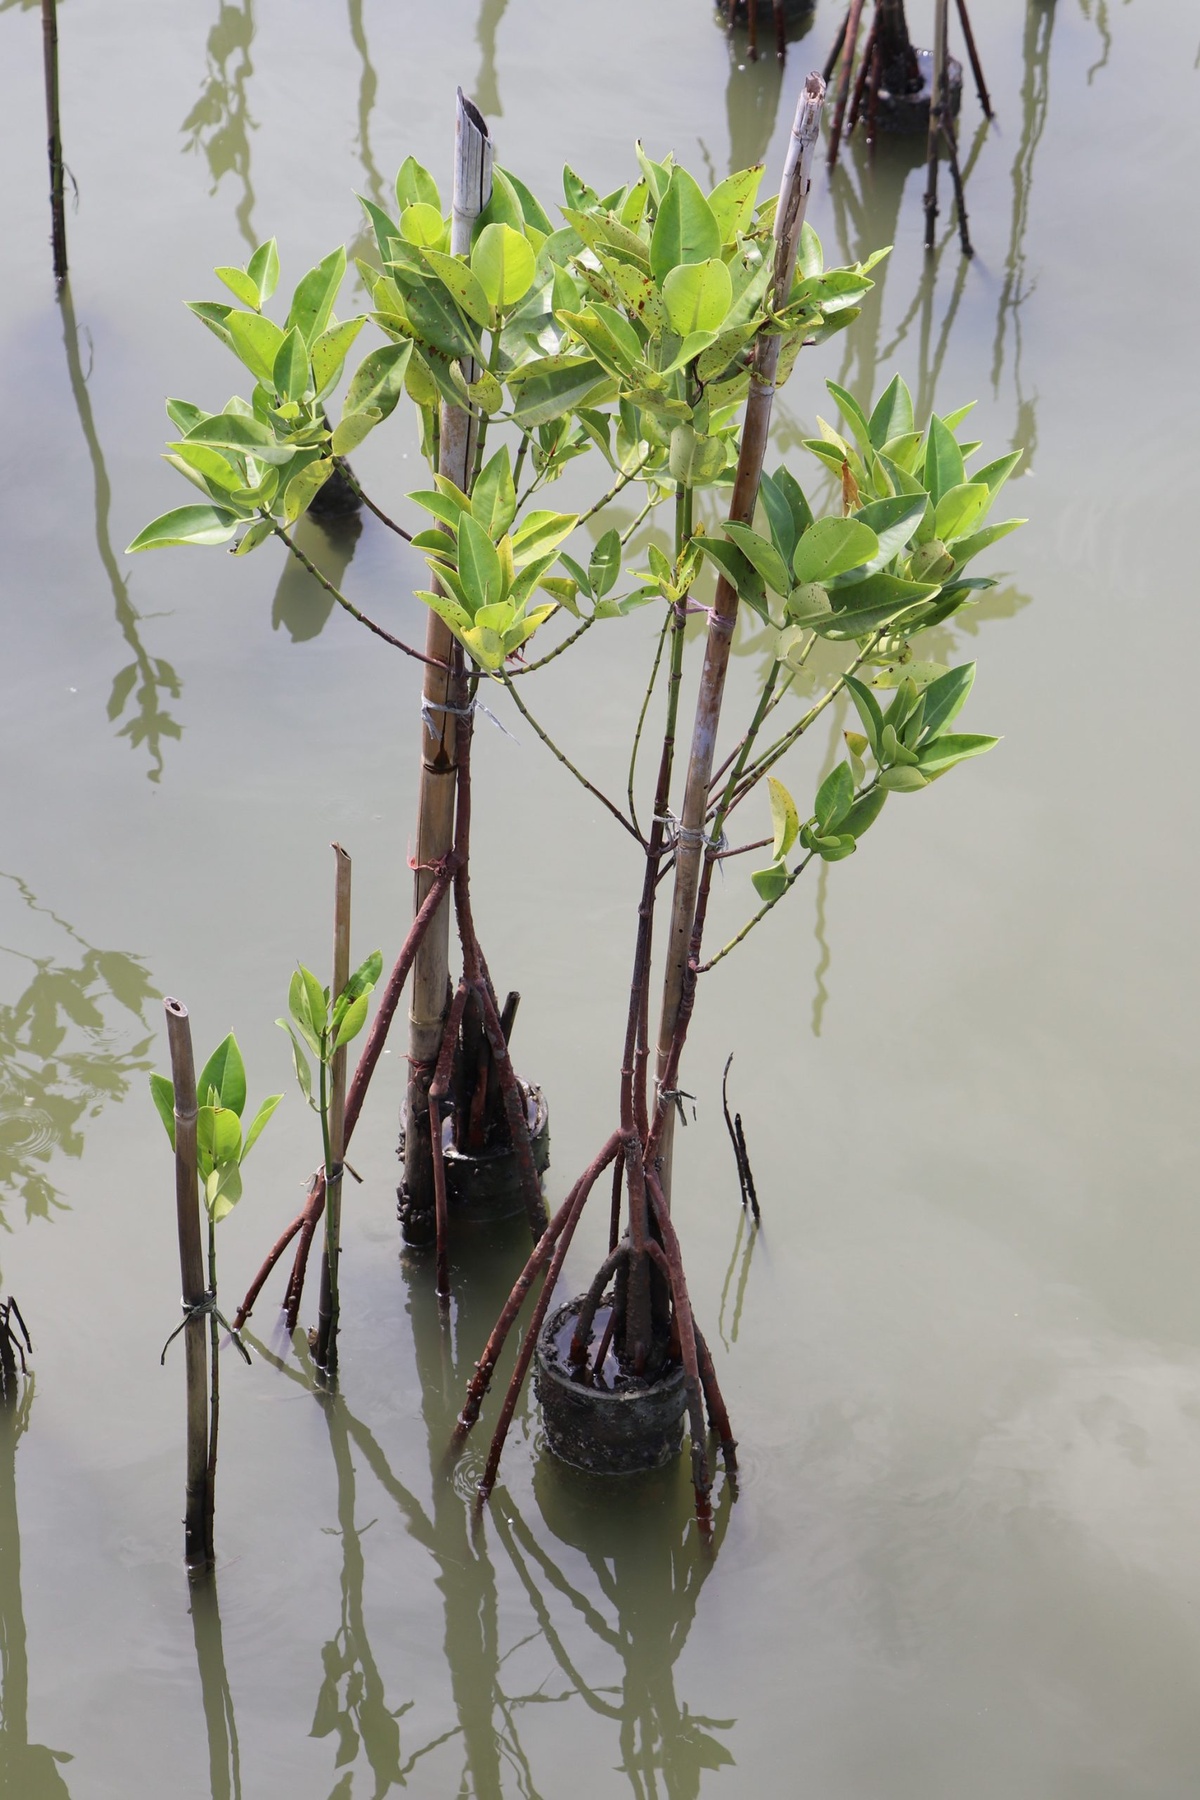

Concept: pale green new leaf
[[767, 776, 799, 860], [126, 505, 240, 552]]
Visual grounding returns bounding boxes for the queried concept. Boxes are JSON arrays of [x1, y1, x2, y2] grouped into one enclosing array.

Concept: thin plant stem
[[503, 616, 594, 679], [315, 844, 352, 1378], [576, 456, 650, 528], [269, 523, 442, 666], [205, 1215, 219, 1563], [500, 675, 643, 843], [698, 851, 815, 970], [627, 613, 671, 839], [164, 997, 211, 1570], [333, 459, 413, 540]]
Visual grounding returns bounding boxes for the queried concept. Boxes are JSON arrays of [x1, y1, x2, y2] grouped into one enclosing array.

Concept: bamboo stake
[[164, 997, 210, 1569], [652, 77, 826, 1199], [954, 0, 993, 118], [315, 844, 352, 1376], [41, 0, 67, 283], [402, 89, 493, 1230], [825, 0, 864, 168], [924, 0, 947, 250]]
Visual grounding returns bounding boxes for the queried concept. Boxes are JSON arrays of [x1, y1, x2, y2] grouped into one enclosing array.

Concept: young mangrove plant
[[275, 847, 381, 1376], [152, 1009, 280, 1567], [442, 78, 1024, 1527]]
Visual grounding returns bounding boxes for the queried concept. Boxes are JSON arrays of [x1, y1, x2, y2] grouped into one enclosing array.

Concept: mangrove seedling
[[276, 925, 381, 1377], [448, 79, 1023, 1527], [152, 1012, 281, 1566]]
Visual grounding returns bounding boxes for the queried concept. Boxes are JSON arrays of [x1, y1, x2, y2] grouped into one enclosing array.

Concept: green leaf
[[510, 509, 580, 564], [918, 663, 976, 741], [767, 776, 799, 860], [343, 949, 383, 1001], [697, 537, 769, 622], [400, 202, 446, 248], [214, 264, 260, 310], [841, 786, 886, 838], [457, 513, 505, 613], [951, 519, 1026, 564], [501, 166, 554, 234], [247, 238, 279, 304], [396, 155, 440, 212], [206, 1160, 243, 1224], [751, 861, 790, 903], [650, 169, 722, 283], [421, 248, 494, 327], [723, 523, 792, 597], [287, 969, 322, 1057], [879, 765, 929, 792], [661, 257, 733, 336], [847, 494, 927, 572], [472, 223, 536, 310], [868, 375, 913, 449], [331, 409, 382, 455], [273, 327, 310, 403], [242, 1092, 282, 1161], [344, 341, 412, 421], [233, 518, 274, 556], [669, 424, 727, 487], [126, 505, 240, 552], [923, 414, 966, 505], [286, 247, 346, 346], [826, 382, 873, 455], [934, 483, 991, 545], [150, 1073, 176, 1148], [814, 762, 855, 833], [820, 571, 940, 638], [707, 163, 764, 242], [284, 458, 334, 523], [277, 1021, 314, 1105], [972, 450, 1023, 500], [196, 1034, 247, 1117], [792, 517, 878, 585], [508, 355, 607, 428], [333, 991, 370, 1049], [813, 834, 856, 862], [589, 528, 621, 598], [311, 317, 366, 395], [916, 732, 998, 775], [227, 311, 285, 385], [471, 447, 517, 538]]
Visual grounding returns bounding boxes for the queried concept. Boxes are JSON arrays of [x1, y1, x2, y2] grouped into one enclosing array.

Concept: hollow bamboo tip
[[456, 86, 490, 142], [163, 996, 189, 1020], [804, 71, 827, 102]]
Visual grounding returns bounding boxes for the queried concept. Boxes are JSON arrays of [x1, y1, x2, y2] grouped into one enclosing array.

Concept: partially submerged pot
[[535, 1296, 687, 1476], [873, 46, 962, 134], [398, 1082, 549, 1245]]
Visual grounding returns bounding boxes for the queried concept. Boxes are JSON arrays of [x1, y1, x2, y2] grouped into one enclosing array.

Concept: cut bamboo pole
[[402, 89, 493, 1230], [164, 997, 211, 1569], [315, 844, 352, 1376], [41, 0, 67, 282], [924, 0, 948, 249], [825, 0, 864, 168], [652, 76, 826, 1199]]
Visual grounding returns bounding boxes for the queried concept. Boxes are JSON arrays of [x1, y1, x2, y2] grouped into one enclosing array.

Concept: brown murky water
[[2, 2, 1199, 1794]]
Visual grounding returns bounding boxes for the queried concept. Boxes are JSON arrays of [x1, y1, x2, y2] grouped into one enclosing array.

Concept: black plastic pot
[[534, 1297, 687, 1476], [398, 1083, 550, 1245], [873, 46, 962, 134]]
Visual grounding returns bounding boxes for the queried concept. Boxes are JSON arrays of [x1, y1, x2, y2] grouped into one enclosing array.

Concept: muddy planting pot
[[398, 1083, 550, 1245], [534, 1297, 688, 1476], [873, 46, 962, 134]]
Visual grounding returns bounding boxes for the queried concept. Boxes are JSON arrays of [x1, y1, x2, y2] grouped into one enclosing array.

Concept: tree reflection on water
[[0, 872, 154, 1260]]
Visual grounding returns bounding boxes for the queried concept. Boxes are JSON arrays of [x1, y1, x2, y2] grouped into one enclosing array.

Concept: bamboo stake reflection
[[181, 1, 258, 252], [492, 1466, 735, 1800], [0, 1374, 74, 1795], [58, 282, 183, 783], [188, 1579, 242, 1800]]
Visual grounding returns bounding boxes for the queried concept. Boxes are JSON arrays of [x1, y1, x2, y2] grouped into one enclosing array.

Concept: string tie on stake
[[160, 1290, 252, 1366], [420, 696, 519, 744]]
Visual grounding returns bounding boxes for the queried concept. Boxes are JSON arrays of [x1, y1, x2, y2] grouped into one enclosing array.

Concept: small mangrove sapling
[[277, 941, 381, 1376], [152, 1020, 281, 1566]]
